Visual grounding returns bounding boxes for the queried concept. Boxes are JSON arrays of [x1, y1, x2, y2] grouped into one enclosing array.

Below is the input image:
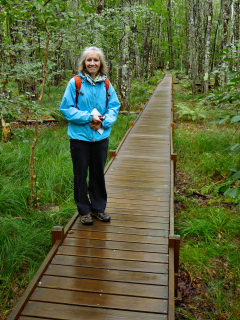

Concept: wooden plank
[[106, 196, 170, 205], [71, 224, 169, 237], [21, 301, 169, 320], [8, 240, 62, 320], [62, 237, 168, 253], [73, 218, 169, 230], [67, 229, 168, 245], [30, 287, 168, 314], [105, 184, 170, 192], [104, 207, 170, 216], [106, 189, 170, 198], [108, 212, 169, 223], [57, 245, 168, 263], [105, 203, 169, 212], [52, 253, 168, 273], [105, 181, 170, 189], [39, 274, 168, 299]]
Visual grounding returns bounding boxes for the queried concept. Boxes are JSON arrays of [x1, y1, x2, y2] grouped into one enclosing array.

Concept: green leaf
[[230, 143, 240, 151], [231, 115, 240, 123], [1, 106, 7, 114], [219, 185, 230, 193], [223, 57, 233, 62], [218, 116, 230, 124], [230, 77, 240, 83], [224, 188, 240, 199], [227, 71, 240, 78], [220, 94, 232, 102], [215, 53, 226, 57], [232, 171, 240, 180]]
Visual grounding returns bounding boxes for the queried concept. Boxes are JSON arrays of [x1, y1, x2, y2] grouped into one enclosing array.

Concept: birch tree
[[202, 0, 213, 94]]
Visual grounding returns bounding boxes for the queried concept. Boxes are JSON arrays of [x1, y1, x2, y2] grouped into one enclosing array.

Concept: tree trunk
[[189, 0, 197, 94], [202, 0, 213, 94], [167, 0, 174, 69], [29, 15, 50, 209], [233, 0, 240, 43], [184, 0, 190, 75], [118, 19, 133, 111]]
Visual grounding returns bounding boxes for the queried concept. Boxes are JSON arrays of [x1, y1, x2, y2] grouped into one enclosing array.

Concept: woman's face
[[85, 50, 101, 79]]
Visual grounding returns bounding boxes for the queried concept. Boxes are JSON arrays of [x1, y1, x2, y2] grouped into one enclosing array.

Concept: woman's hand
[[91, 114, 102, 131]]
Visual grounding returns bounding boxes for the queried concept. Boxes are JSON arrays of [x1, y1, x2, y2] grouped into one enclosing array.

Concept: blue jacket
[[60, 72, 120, 142]]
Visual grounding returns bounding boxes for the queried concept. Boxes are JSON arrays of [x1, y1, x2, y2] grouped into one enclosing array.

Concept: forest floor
[[173, 78, 240, 319]]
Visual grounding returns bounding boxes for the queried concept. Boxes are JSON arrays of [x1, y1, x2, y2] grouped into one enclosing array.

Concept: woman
[[60, 46, 120, 225]]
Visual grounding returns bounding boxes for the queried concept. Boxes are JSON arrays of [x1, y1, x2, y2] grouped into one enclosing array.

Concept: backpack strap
[[105, 78, 109, 92], [105, 78, 111, 109], [74, 76, 110, 108], [74, 75, 83, 104]]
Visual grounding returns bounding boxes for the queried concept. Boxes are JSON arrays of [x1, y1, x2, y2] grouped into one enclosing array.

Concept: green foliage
[[176, 206, 238, 243], [176, 201, 240, 319], [129, 70, 164, 110], [207, 44, 240, 204], [174, 124, 240, 183], [176, 102, 207, 121]]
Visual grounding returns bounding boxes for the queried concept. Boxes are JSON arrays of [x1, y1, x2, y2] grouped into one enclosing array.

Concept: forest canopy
[[0, 0, 239, 115]]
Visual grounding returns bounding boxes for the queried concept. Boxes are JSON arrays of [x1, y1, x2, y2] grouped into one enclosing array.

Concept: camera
[[98, 116, 106, 121]]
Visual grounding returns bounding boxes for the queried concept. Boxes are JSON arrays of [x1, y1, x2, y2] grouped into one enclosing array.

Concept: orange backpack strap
[[74, 75, 83, 104], [105, 78, 109, 92], [105, 78, 111, 109]]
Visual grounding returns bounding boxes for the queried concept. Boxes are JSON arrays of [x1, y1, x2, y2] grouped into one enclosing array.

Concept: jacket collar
[[79, 72, 107, 85]]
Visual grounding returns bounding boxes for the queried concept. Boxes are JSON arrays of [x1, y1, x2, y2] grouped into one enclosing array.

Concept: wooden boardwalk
[[9, 74, 179, 320]]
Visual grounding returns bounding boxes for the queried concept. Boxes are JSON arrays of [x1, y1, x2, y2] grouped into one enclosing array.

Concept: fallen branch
[[193, 190, 208, 198], [10, 119, 57, 125]]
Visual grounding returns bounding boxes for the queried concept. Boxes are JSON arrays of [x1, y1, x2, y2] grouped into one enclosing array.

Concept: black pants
[[70, 138, 109, 216]]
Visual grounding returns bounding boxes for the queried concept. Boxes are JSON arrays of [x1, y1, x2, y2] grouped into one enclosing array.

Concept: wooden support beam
[[169, 234, 181, 294], [51, 226, 64, 246], [109, 150, 116, 160], [171, 122, 175, 136], [171, 153, 177, 186], [129, 121, 134, 128]]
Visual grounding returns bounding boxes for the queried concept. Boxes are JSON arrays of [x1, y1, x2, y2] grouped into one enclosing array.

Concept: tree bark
[[202, 0, 213, 94], [118, 13, 134, 111], [167, 0, 174, 69], [189, 0, 197, 94]]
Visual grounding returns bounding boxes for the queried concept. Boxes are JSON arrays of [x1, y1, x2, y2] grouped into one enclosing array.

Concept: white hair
[[78, 46, 108, 75]]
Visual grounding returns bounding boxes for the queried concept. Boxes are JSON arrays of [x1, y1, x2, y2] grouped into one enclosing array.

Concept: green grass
[[129, 70, 164, 110], [174, 123, 240, 191], [174, 74, 240, 319], [175, 203, 240, 319]]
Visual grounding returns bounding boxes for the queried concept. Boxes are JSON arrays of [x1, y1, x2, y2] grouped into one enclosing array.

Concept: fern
[[50, 110, 68, 123], [177, 103, 206, 121]]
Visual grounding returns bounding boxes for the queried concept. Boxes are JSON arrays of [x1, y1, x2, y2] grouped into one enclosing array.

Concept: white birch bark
[[202, 0, 213, 94], [189, 0, 197, 93], [118, 15, 133, 111]]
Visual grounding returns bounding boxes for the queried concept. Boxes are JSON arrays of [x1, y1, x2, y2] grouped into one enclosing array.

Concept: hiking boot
[[91, 211, 111, 222], [80, 213, 93, 225]]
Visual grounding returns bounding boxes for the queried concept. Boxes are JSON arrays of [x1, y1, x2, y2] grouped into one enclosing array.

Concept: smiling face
[[85, 50, 101, 79]]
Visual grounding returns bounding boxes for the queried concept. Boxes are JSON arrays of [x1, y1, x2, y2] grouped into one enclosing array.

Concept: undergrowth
[[173, 72, 240, 320]]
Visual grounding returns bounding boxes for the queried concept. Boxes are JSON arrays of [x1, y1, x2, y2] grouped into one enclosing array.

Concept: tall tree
[[167, 0, 175, 69], [202, 0, 213, 94]]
